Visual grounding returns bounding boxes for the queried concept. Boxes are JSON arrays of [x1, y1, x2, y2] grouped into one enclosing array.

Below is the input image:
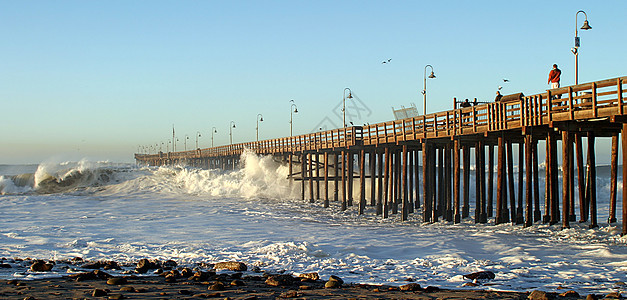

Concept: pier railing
[[135, 76, 626, 161]]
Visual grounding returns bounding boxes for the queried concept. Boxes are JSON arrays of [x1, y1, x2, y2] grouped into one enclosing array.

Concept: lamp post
[[343, 88, 353, 127], [184, 135, 189, 151], [422, 65, 436, 116], [196, 131, 201, 149], [256, 113, 264, 141], [211, 127, 217, 147], [572, 10, 591, 85], [229, 121, 236, 144], [289, 100, 298, 136]]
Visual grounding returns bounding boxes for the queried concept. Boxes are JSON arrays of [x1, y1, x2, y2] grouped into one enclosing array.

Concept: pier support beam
[[562, 131, 571, 229], [609, 133, 619, 224], [586, 132, 598, 228], [622, 123, 627, 235], [454, 139, 461, 223]]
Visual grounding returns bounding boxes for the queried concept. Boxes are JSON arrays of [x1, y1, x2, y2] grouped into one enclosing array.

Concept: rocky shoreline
[[0, 258, 619, 299]]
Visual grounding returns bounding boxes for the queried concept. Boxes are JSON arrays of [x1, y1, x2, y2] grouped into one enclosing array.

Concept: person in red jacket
[[548, 64, 561, 89]]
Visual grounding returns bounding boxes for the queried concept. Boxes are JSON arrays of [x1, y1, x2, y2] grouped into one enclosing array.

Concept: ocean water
[[0, 152, 626, 294]]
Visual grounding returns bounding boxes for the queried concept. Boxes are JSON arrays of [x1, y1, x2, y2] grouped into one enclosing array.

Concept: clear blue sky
[[1, 0, 625, 164]]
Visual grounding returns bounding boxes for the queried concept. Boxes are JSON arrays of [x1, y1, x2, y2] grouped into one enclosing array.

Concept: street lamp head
[[260, 116, 264, 122], [347, 92, 353, 99], [232, 124, 236, 128], [294, 107, 298, 113], [581, 19, 591, 30], [428, 71, 436, 79]]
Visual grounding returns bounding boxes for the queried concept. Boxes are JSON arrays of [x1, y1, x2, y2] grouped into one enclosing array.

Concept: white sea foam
[[0, 152, 625, 294]]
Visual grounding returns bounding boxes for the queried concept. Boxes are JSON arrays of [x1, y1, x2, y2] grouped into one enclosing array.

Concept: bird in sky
[[503, 79, 510, 82], [498, 86, 503, 90], [382, 59, 392, 64]]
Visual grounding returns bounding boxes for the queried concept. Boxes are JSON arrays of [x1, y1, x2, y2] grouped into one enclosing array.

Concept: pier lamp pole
[[572, 10, 591, 85], [256, 113, 264, 141], [184, 135, 189, 151], [196, 131, 201, 149], [343, 88, 353, 127], [167, 141, 171, 152], [229, 121, 236, 144], [290, 100, 298, 136], [211, 127, 217, 147], [422, 65, 436, 116]]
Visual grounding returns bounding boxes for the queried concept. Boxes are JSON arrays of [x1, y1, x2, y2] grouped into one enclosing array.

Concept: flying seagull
[[382, 58, 392, 64], [503, 79, 510, 82]]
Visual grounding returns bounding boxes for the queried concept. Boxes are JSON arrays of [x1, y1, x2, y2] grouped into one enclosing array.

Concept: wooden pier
[[135, 76, 627, 234]]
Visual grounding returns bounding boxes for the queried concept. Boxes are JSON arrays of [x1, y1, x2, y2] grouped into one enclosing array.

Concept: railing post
[[592, 82, 598, 118], [568, 87, 574, 120], [618, 78, 624, 115]]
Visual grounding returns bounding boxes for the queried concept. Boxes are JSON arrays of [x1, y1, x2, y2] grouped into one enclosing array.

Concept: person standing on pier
[[548, 64, 561, 99], [548, 64, 561, 89]]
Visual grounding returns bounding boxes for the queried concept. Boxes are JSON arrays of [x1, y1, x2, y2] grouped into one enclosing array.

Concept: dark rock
[[214, 261, 247, 271], [194, 293, 221, 298], [92, 288, 108, 297], [328, 275, 344, 285], [163, 260, 177, 268], [462, 282, 479, 287], [279, 290, 299, 298], [298, 272, 319, 281], [266, 275, 295, 287], [0, 263, 11, 268], [208, 281, 225, 291], [103, 261, 121, 270], [463, 271, 495, 280], [164, 274, 176, 283], [231, 279, 245, 286], [81, 262, 103, 269], [108, 294, 125, 299], [178, 289, 192, 295], [181, 267, 193, 277], [605, 292, 621, 299], [324, 280, 341, 289], [230, 272, 243, 279], [424, 286, 440, 293], [119, 286, 135, 292], [71, 257, 83, 262], [400, 283, 422, 291], [136, 258, 160, 273], [30, 260, 53, 272], [528, 290, 550, 300], [106, 277, 128, 285], [586, 294, 598, 300], [559, 290, 580, 297]]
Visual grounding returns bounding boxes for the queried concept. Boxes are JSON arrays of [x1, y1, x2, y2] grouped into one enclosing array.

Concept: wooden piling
[[562, 130, 571, 229], [383, 147, 390, 218], [533, 138, 541, 222], [348, 151, 354, 207], [587, 132, 598, 228], [517, 142, 524, 224], [609, 133, 619, 223], [622, 123, 627, 236], [324, 152, 329, 208], [454, 139, 461, 223], [359, 149, 366, 215], [334, 153, 339, 202], [487, 144, 494, 218], [525, 134, 533, 227], [341, 151, 347, 211], [576, 134, 586, 222], [402, 145, 409, 221], [414, 148, 421, 210], [308, 152, 314, 203], [462, 145, 470, 218], [370, 150, 376, 207]]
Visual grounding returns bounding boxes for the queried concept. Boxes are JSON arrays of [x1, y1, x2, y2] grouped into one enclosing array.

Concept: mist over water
[[0, 151, 626, 294]]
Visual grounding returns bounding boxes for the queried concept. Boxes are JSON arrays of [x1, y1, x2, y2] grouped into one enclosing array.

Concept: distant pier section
[[135, 76, 627, 235]]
